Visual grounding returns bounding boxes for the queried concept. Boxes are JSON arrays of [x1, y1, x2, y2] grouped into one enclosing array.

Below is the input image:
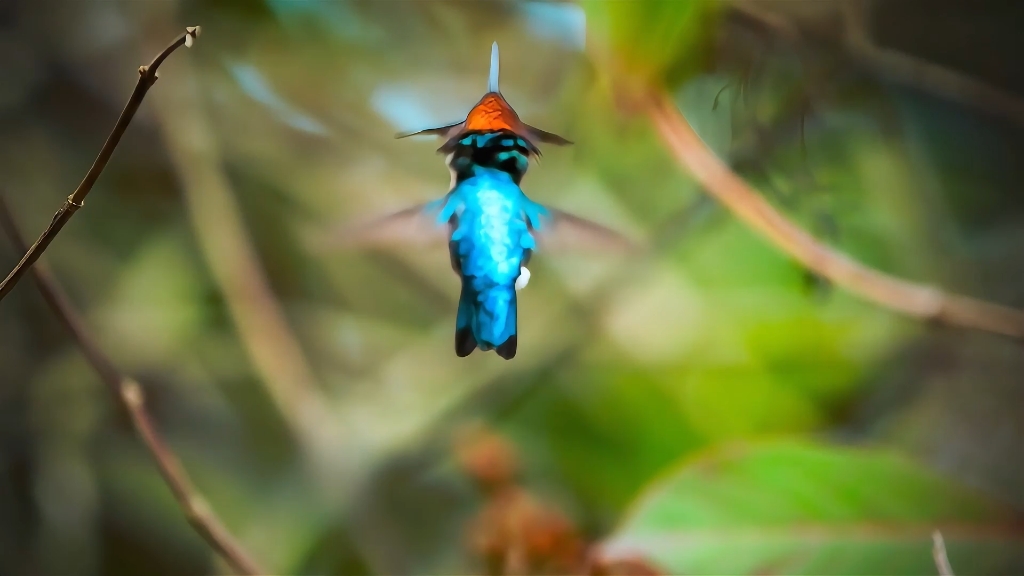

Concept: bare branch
[[646, 90, 1024, 339], [0, 195, 264, 576], [0, 26, 201, 303], [728, 2, 1024, 127], [932, 530, 955, 576], [845, 32, 1024, 128]]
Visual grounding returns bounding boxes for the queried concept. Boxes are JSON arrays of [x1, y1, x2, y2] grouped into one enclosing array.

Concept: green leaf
[[600, 441, 1024, 575]]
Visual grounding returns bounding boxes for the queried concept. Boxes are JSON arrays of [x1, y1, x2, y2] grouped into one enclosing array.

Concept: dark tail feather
[[495, 292, 518, 360], [455, 327, 476, 357], [455, 285, 477, 357], [496, 335, 517, 360]]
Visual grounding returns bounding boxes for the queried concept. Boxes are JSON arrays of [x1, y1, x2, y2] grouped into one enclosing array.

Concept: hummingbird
[[338, 43, 635, 360]]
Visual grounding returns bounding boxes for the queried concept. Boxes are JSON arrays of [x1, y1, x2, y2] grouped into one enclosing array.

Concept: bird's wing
[[523, 123, 573, 146], [395, 121, 464, 140], [525, 203, 642, 255], [316, 198, 453, 251]]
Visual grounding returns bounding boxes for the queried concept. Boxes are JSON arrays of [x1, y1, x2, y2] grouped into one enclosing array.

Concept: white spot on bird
[[515, 267, 531, 291]]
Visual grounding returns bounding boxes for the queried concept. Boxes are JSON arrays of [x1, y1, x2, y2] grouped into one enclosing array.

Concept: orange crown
[[464, 93, 522, 134], [396, 43, 572, 154]]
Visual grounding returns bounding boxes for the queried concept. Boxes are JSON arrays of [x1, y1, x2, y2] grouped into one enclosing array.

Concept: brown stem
[[845, 34, 1024, 128], [646, 89, 1024, 339], [836, 0, 1024, 128], [728, 2, 1024, 128], [0, 195, 265, 576], [0, 26, 201, 303]]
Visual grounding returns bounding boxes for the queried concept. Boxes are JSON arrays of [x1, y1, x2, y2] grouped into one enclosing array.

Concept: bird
[[336, 42, 636, 360]]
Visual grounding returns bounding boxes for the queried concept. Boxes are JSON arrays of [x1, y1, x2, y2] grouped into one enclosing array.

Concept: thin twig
[[0, 26, 201, 303], [846, 31, 1024, 128], [0, 195, 264, 576], [932, 530, 955, 576], [837, 0, 1024, 128], [728, 1, 1024, 127], [646, 89, 1024, 339]]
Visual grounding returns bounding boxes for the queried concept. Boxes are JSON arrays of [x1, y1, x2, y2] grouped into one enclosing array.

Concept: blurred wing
[[317, 201, 452, 251], [524, 123, 573, 146], [395, 121, 464, 140], [530, 208, 641, 255]]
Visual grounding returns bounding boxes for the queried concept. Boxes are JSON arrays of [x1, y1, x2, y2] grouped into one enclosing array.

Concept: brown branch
[[845, 32, 1024, 128], [932, 530, 955, 576], [0, 26, 201, 304], [646, 89, 1024, 339], [839, 0, 1024, 127], [728, 1, 1024, 128], [0, 196, 265, 576]]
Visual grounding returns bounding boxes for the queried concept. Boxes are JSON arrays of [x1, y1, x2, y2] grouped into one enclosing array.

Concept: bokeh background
[[1, 0, 1023, 574]]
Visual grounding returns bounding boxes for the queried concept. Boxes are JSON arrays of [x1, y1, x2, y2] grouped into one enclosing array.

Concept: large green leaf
[[600, 441, 1024, 575]]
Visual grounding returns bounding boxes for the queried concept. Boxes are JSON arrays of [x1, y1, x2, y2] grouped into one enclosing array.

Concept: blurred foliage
[[581, 0, 720, 87], [0, 0, 1023, 575]]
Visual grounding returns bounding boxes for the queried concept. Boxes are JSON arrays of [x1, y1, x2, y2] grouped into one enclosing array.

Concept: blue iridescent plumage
[[339, 43, 635, 360], [434, 130, 561, 356], [433, 132, 550, 358]]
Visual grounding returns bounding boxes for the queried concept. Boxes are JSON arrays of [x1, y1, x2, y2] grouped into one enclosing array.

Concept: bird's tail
[[455, 284, 517, 360], [454, 286, 478, 358]]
